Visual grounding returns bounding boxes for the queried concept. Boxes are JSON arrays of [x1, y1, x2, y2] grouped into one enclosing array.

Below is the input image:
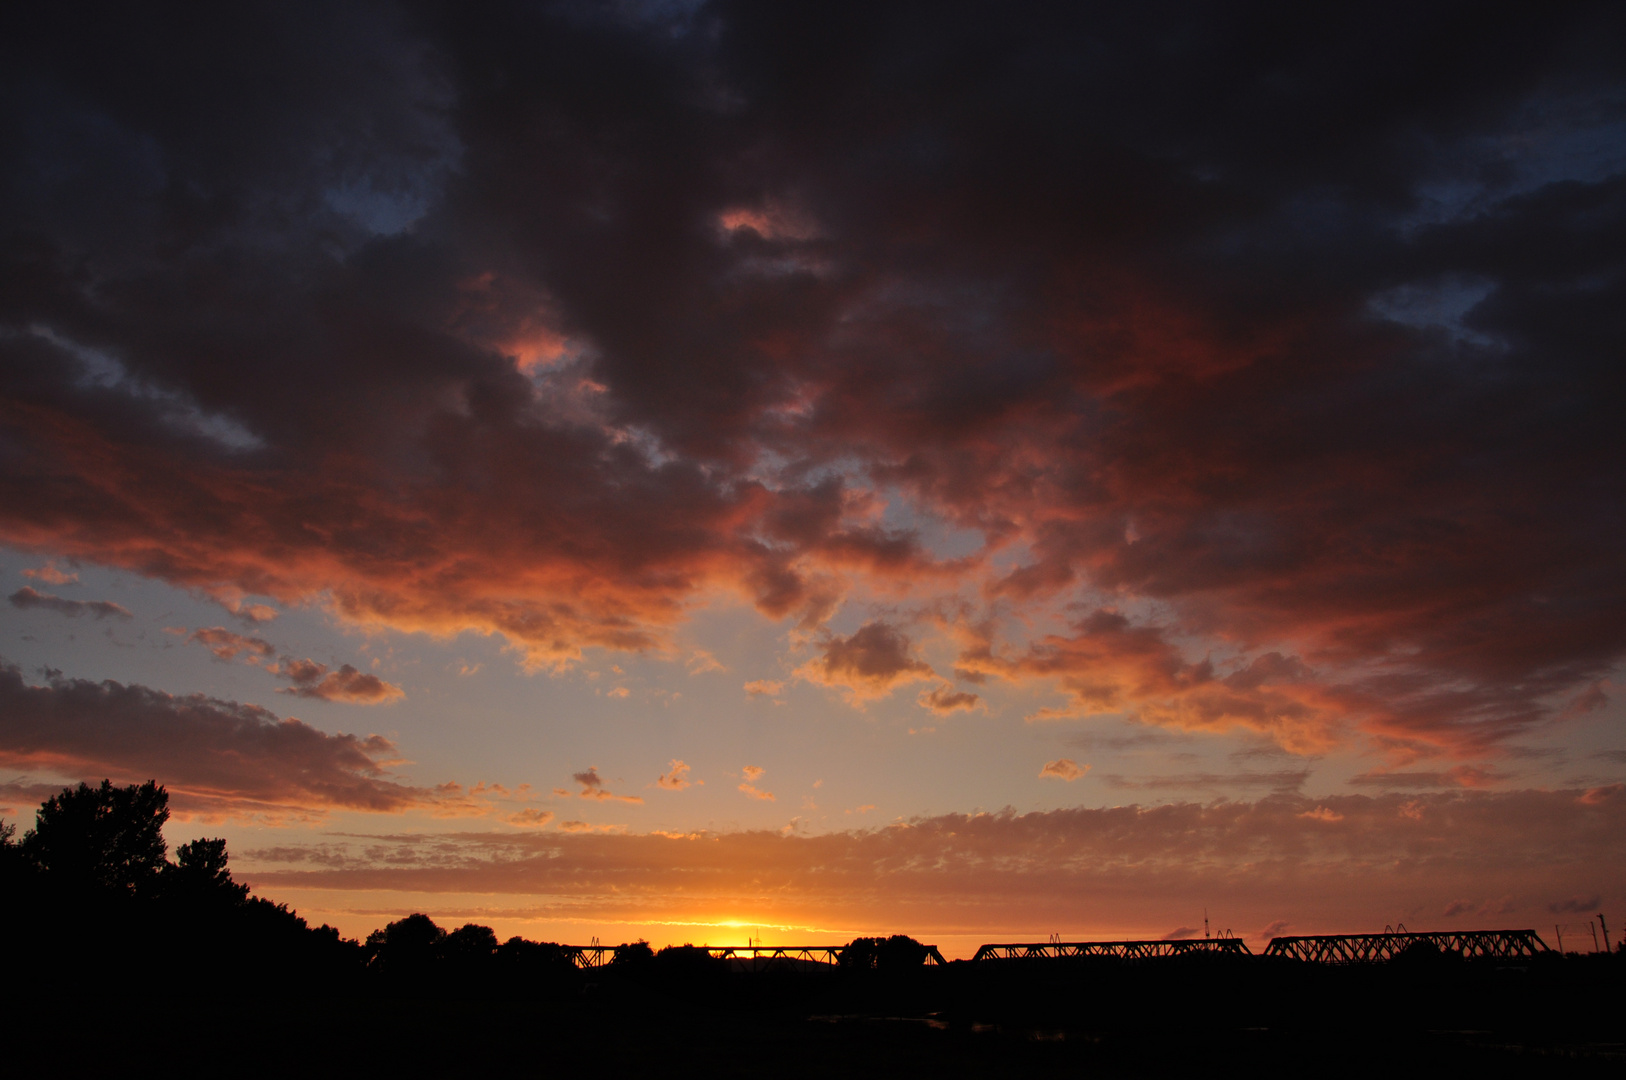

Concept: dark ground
[[13, 953, 1624, 1077]]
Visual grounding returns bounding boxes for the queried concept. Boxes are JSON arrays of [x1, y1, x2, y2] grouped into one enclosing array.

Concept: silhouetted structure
[[1262, 929, 1551, 963], [564, 939, 945, 971], [972, 938, 1251, 961]]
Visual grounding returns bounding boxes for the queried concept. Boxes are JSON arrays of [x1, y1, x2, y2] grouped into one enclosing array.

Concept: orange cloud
[[1039, 758, 1089, 781], [22, 563, 78, 585], [656, 760, 693, 791], [186, 626, 277, 661], [959, 612, 1343, 753], [738, 765, 775, 801]]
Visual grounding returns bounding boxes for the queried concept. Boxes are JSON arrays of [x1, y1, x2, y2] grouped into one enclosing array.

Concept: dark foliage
[[839, 934, 932, 972], [21, 780, 169, 895], [166, 837, 251, 905]]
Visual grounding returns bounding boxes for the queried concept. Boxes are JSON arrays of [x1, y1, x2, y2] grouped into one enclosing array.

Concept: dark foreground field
[[14, 953, 1624, 1078]]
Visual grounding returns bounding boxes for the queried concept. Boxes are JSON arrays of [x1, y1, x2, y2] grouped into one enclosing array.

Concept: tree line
[[1, 780, 931, 992]]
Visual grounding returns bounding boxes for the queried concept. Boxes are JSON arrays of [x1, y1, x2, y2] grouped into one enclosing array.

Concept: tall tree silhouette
[[21, 780, 169, 894], [165, 837, 251, 905]]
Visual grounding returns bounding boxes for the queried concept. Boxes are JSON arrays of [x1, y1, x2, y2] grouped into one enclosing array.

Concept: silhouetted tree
[[496, 936, 578, 978], [367, 913, 446, 973], [0, 820, 33, 898], [840, 935, 930, 972], [611, 939, 655, 969], [164, 837, 251, 905], [22, 780, 169, 894], [443, 922, 500, 959]]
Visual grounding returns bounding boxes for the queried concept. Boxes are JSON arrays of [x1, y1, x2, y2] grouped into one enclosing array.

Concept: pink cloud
[[1039, 758, 1089, 782]]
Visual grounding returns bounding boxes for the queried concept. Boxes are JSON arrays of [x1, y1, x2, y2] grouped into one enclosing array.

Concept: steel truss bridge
[[971, 938, 1252, 962], [564, 944, 947, 970], [1261, 930, 1551, 964], [565, 930, 1550, 969]]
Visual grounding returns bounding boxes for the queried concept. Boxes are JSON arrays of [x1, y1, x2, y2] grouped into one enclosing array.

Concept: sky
[[2, 1, 1624, 957]]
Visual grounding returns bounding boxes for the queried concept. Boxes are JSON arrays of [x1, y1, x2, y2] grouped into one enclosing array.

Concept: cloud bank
[[0, 662, 445, 819], [245, 786, 1626, 943], [0, 2, 1622, 758]]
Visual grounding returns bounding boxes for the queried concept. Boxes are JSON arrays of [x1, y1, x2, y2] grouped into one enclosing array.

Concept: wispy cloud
[[9, 587, 130, 620], [738, 765, 775, 801]]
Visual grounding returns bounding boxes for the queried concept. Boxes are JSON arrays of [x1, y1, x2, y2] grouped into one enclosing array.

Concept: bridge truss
[[971, 938, 1252, 962], [1262, 929, 1551, 964]]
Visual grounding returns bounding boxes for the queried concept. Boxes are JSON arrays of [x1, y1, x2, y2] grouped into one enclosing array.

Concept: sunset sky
[[3, 1, 1624, 956]]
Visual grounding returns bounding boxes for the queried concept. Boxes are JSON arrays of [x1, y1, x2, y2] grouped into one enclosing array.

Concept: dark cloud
[[278, 661, 404, 705], [0, 661, 448, 818], [179, 628, 402, 703], [798, 621, 933, 702], [1547, 895, 1602, 915], [9, 587, 130, 620], [566, 767, 643, 805], [1099, 769, 1310, 793], [1348, 766, 1505, 790], [0, 1, 1622, 751], [917, 683, 979, 714]]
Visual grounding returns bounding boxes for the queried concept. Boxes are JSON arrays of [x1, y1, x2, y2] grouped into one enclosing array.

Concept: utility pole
[[1556, 924, 1564, 952], [1599, 913, 1612, 953], [1589, 921, 1599, 953]]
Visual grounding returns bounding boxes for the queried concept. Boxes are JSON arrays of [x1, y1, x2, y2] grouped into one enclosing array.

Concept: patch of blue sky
[[1366, 275, 1501, 348], [1403, 91, 1626, 232], [28, 325, 263, 451], [876, 487, 985, 561], [322, 178, 438, 237]]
